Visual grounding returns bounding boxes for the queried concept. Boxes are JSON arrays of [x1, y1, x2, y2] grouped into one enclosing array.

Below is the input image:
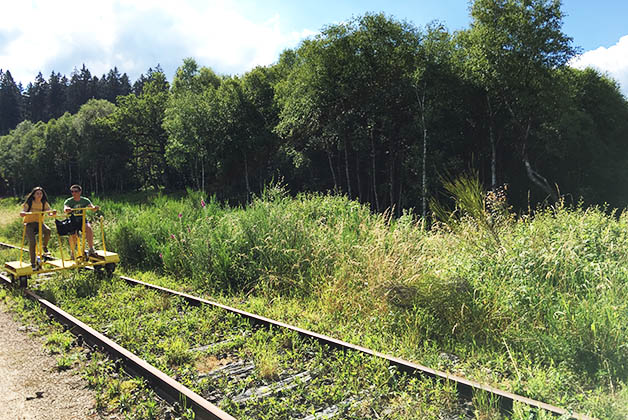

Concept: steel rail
[[0, 271, 235, 420], [0, 241, 27, 251], [1, 241, 596, 419], [115, 274, 595, 420]]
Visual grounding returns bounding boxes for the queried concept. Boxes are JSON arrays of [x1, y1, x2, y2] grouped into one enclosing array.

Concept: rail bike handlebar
[[20, 207, 100, 220], [64, 206, 99, 212], [20, 210, 58, 217]]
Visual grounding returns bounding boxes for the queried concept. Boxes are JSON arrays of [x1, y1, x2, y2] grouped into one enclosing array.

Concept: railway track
[[0, 270, 235, 420], [0, 241, 596, 419]]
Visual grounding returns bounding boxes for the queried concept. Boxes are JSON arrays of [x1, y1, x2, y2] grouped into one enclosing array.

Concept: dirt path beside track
[[0, 300, 99, 420]]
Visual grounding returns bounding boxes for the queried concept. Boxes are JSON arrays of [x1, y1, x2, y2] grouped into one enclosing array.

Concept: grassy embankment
[[0, 184, 626, 419]]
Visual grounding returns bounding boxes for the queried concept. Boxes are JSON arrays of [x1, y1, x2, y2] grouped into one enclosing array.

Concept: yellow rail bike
[[4, 207, 119, 287]]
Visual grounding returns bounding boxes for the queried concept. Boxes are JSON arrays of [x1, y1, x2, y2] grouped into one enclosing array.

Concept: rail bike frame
[[3, 208, 119, 285]]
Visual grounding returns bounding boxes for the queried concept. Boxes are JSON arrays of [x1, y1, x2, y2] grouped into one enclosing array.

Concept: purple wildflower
[[178, 213, 182, 218], [201, 198, 206, 208], [170, 234, 175, 240]]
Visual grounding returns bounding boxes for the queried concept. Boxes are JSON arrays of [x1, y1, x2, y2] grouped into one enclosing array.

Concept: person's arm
[[45, 202, 57, 216], [87, 198, 99, 211], [19, 203, 27, 217], [63, 199, 72, 214]]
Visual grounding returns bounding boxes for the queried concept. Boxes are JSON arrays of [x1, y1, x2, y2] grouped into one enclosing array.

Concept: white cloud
[[0, 0, 316, 85], [570, 35, 628, 97], [0, 1, 118, 79]]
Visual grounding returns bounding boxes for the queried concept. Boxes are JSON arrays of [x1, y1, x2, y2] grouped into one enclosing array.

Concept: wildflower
[[178, 213, 182, 218], [201, 199, 206, 208], [170, 234, 175, 240], [159, 252, 163, 259]]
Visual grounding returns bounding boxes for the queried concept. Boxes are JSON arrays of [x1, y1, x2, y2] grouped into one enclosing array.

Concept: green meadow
[[0, 183, 626, 419]]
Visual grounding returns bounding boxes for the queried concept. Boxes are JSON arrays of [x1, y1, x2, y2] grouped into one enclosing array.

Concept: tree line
[[0, 64, 165, 134], [1, 0, 627, 213]]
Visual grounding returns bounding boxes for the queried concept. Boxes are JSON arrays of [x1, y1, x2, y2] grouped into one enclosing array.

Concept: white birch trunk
[[327, 149, 337, 192], [344, 140, 351, 199], [244, 152, 251, 197], [370, 128, 379, 212]]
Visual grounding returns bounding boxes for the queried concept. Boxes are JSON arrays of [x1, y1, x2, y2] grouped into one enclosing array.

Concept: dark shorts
[[56, 215, 89, 236], [70, 215, 90, 232]]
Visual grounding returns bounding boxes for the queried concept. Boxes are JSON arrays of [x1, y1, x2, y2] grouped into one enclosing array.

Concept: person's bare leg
[[68, 234, 77, 259], [86, 224, 94, 248], [86, 224, 98, 257]]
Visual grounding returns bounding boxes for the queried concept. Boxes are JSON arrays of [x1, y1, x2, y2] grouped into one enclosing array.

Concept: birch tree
[[413, 23, 456, 219], [462, 0, 576, 201], [165, 59, 221, 192], [276, 13, 420, 210]]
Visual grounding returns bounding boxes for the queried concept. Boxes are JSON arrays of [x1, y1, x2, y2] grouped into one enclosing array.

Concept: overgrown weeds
[[1, 181, 627, 418]]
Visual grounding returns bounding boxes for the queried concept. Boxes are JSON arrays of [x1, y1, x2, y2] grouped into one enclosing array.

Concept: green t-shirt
[[64, 196, 93, 215]]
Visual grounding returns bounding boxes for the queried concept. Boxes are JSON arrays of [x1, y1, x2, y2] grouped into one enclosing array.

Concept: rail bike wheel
[[6, 273, 17, 287], [104, 263, 116, 277], [93, 264, 105, 278]]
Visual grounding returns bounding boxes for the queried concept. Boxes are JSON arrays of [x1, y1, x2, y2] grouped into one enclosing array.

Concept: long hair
[[23, 186, 48, 212]]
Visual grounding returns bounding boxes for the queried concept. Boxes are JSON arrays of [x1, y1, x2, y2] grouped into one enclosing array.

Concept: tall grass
[[1, 183, 626, 417], [100, 185, 374, 296], [96, 184, 627, 384]]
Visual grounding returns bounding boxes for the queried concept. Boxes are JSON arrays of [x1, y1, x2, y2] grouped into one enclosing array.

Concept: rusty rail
[[1, 241, 596, 419], [116, 274, 595, 420], [0, 270, 235, 420]]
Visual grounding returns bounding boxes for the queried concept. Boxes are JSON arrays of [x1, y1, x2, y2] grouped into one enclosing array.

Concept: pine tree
[[119, 73, 132, 96], [48, 72, 68, 118], [67, 64, 96, 113], [102, 67, 131, 103], [133, 65, 167, 94], [0, 70, 23, 134], [25, 72, 50, 122]]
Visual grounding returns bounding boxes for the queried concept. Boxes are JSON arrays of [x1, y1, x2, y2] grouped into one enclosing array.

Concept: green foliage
[[4, 186, 628, 417], [71, 186, 626, 408], [431, 173, 510, 248], [45, 331, 75, 354], [32, 267, 465, 419], [1, 6, 628, 211], [275, 13, 423, 209], [78, 188, 623, 413], [111, 74, 169, 190], [54, 353, 77, 371], [0, 70, 23, 135], [105, 186, 369, 296], [160, 337, 193, 366], [165, 60, 280, 200]]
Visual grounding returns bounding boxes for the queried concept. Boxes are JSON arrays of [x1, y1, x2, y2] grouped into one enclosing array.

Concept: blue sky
[[1, 0, 627, 95], [239, 0, 628, 50]]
